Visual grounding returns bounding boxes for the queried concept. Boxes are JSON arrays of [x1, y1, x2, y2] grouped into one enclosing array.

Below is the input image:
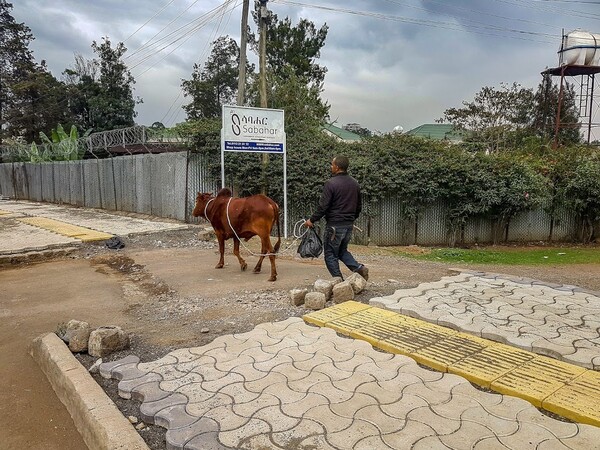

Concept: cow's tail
[[273, 202, 281, 254]]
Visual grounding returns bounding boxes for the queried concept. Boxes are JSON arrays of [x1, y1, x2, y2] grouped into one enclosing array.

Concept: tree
[[7, 61, 73, 143], [182, 36, 251, 120], [250, 8, 328, 87], [62, 54, 99, 132], [63, 53, 98, 85], [265, 68, 329, 136], [86, 37, 139, 131], [345, 125, 372, 137], [440, 80, 582, 152], [244, 11, 330, 132], [0, 0, 35, 143], [439, 82, 536, 152]]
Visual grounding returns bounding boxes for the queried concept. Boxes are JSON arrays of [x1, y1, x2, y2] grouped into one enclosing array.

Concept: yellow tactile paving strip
[[17, 217, 113, 242], [304, 301, 600, 427]]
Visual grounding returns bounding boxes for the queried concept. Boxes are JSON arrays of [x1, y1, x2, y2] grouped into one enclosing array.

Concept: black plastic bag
[[298, 226, 323, 258], [105, 236, 125, 250]]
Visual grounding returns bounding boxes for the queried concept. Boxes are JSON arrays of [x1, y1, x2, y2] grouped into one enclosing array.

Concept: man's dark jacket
[[309, 172, 362, 227]]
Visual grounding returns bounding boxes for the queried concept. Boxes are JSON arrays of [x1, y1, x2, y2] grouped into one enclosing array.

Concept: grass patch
[[390, 246, 600, 265]]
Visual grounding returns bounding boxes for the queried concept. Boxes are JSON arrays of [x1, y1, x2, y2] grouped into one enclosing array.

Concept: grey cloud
[[9, 0, 600, 130]]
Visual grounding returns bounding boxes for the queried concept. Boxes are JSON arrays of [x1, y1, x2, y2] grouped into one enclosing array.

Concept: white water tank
[[559, 29, 600, 66]]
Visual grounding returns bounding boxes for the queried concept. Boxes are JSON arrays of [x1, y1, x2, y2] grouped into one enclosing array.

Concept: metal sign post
[[221, 105, 287, 238]]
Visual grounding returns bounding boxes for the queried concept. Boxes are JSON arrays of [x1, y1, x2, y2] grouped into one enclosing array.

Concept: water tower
[[542, 29, 600, 146]]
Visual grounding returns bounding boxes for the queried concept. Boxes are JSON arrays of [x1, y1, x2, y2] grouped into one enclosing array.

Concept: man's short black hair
[[333, 155, 349, 172]]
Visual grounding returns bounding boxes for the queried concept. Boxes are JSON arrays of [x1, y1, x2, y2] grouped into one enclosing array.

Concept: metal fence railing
[[0, 125, 189, 163]]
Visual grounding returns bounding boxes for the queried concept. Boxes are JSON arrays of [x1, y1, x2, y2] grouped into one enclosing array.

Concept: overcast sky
[[10, 0, 600, 134]]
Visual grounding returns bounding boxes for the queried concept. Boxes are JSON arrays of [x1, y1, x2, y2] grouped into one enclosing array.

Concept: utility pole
[[236, 0, 250, 106], [259, 0, 268, 108], [259, 0, 269, 194]]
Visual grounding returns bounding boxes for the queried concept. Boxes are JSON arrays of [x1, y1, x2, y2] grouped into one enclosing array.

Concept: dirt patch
[[4, 227, 600, 449]]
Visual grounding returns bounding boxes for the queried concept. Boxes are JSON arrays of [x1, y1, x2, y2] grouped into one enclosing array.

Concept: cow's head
[[192, 192, 213, 218]]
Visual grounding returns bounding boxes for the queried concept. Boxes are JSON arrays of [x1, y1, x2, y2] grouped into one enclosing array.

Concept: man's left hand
[[304, 219, 313, 228]]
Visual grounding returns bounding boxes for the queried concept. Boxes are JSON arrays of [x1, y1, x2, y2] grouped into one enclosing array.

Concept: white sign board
[[220, 105, 288, 237], [222, 105, 285, 153]]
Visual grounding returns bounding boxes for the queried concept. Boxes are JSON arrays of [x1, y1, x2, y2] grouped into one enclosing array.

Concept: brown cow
[[192, 188, 281, 281]]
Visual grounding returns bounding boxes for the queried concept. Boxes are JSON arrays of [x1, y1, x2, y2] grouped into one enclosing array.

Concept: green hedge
[[179, 120, 600, 243]]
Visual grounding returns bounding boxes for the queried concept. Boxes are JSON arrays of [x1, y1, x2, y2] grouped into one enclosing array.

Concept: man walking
[[304, 155, 369, 281]]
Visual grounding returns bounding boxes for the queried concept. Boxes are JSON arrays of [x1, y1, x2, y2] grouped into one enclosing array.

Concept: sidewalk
[[370, 271, 600, 369], [95, 260, 600, 449], [0, 199, 187, 255], [101, 314, 600, 449]]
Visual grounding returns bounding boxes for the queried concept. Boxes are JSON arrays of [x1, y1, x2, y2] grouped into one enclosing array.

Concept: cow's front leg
[[215, 235, 225, 268], [233, 238, 247, 271]]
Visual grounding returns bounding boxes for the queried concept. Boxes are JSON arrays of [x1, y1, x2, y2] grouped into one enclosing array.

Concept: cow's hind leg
[[267, 252, 277, 282], [253, 234, 276, 281], [253, 237, 267, 274], [233, 238, 247, 271], [215, 234, 225, 268]]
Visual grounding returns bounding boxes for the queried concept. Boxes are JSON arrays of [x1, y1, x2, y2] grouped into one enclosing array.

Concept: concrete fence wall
[[0, 153, 189, 221], [0, 153, 579, 245]]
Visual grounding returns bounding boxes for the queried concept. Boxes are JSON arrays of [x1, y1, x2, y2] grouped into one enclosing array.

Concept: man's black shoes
[[357, 265, 369, 281]]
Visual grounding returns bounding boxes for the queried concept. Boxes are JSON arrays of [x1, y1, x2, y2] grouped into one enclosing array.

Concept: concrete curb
[[30, 332, 149, 450]]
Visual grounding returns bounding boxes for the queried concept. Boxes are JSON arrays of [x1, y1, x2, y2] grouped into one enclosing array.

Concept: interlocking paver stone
[[371, 272, 600, 367], [100, 316, 600, 449]]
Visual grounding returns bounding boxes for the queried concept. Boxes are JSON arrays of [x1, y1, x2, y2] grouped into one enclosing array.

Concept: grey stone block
[[347, 272, 367, 294], [314, 279, 334, 300], [305, 292, 326, 310], [290, 288, 309, 306], [88, 326, 130, 357], [332, 281, 355, 304]]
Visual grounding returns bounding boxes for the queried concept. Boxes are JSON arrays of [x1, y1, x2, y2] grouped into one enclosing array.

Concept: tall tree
[[0, 0, 35, 143], [439, 82, 535, 152], [250, 8, 328, 87], [7, 61, 73, 143], [63, 54, 100, 132], [440, 81, 582, 151], [182, 36, 251, 120], [266, 67, 329, 136], [87, 37, 139, 131], [246, 9, 329, 134]]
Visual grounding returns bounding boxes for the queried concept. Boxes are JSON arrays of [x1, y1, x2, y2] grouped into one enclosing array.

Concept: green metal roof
[[322, 124, 362, 142], [406, 124, 463, 141]]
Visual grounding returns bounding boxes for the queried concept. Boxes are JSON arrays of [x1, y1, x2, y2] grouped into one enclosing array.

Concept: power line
[[125, 0, 206, 61], [123, 0, 178, 43], [273, 0, 558, 44], [126, 0, 236, 70], [397, 0, 561, 29], [160, 0, 242, 126], [538, 0, 600, 3], [494, 0, 600, 21]]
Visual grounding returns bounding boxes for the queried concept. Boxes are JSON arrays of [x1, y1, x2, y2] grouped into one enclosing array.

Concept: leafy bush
[[182, 119, 599, 244]]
